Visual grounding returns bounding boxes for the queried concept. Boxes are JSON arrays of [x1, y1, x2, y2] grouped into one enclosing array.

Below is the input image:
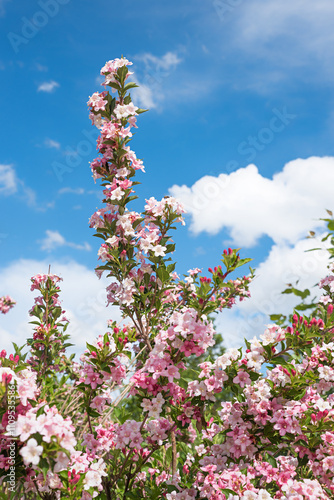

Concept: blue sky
[[1, 0, 334, 354]]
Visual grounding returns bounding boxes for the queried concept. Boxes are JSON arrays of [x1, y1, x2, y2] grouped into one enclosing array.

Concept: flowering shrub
[[1, 57, 334, 499]]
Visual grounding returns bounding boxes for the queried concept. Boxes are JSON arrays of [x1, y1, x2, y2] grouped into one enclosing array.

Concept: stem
[[166, 407, 177, 477], [123, 463, 133, 499]]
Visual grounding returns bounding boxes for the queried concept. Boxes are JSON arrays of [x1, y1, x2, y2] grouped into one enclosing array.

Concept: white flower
[[141, 398, 152, 412], [318, 365, 334, 381], [14, 413, 37, 441], [258, 490, 274, 500], [114, 103, 138, 120], [242, 491, 258, 500], [260, 328, 277, 345], [153, 244, 167, 257], [314, 398, 331, 411], [105, 236, 119, 247], [20, 438, 43, 466], [109, 187, 124, 201], [54, 451, 70, 472], [83, 469, 103, 489]]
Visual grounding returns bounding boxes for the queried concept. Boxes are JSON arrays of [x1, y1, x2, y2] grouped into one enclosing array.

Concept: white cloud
[[0, 164, 37, 205], [169, 156, 334, 247], [40, 230, 91, 252], [225, 0, 334, 84], [132, 51, 182, 109], [216, 235, 330, 349], [134, 83, 157, 109], [0, 259, 122, 356], [37, 80, 59, 93], [58, 187, 85, 195], [45, 138, 60, 149], [136, 51, 182, 71], [0, 164, 17, 195]]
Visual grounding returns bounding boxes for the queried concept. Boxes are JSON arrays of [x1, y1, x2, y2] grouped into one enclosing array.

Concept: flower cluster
[[0, 295, 16, 314]]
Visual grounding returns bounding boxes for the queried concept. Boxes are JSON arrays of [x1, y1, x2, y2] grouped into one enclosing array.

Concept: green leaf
[[107, 82, 121, 91], [157, 266, 170, 283], [86, 342, 97, 352], [86, 406, 100, 418], [234, 257, 253, 269], [124, 82, 139, 91], [221, 489, 237, 496], [93, 233, 107, 240], [294, 303, 317, 311], [117, 65, 128, 84]]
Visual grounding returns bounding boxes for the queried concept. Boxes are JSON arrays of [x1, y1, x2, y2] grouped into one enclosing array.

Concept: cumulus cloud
[[0, 164, 17, 195], [37, 80, 59, 93], [216, 235, 330, 349], [169, 156, 334, 247], [40, 230, 91, 252], [0, 259, 122, 356]]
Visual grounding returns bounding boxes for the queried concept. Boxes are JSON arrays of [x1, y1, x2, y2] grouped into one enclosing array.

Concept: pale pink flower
[[20, 438, 43, 466]]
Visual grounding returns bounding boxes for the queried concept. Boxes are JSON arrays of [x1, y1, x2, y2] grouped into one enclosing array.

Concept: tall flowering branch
[[27, 273, 73, 388], [83, 57, 254, 499]]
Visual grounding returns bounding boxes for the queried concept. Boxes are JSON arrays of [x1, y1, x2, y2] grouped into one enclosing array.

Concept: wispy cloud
[[40, 230, 91, 252], [133, 51, 182, 109], [135, 51, 182, 71], [0, 164, 17, 195], [58, 187, 85, 195], [0, 164, 37, 206], [0, 0, 10, 17], [57, 187, 100, 199], [134, 83, 157, 109], [37, 80, 59, 93], [210, 0, 334, 87], [35, 63, 48, 72], [45, 138, 61, 149]]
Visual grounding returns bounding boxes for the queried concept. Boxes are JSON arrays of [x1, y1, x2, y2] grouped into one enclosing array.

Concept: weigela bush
[[1, 57, 334, 500]]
